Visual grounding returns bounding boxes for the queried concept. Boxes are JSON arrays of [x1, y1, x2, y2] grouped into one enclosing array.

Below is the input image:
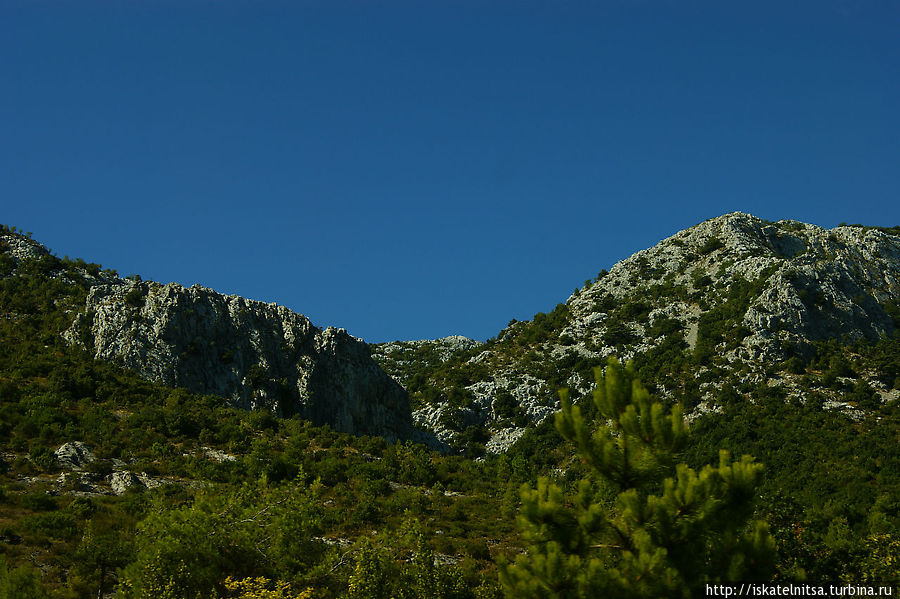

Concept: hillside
[[1, 229, 413, 442], [373, 213, 900, 453], [2, 219, 900, 596], [0, 225, 517, 597]]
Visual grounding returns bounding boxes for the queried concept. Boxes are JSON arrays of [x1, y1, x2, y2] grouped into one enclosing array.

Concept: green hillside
[[1, 223, 899, 597]]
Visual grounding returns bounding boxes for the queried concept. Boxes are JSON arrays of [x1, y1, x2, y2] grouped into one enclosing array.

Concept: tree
[[117, 475, 325, 598], [347, 518, 470, 599], [69, 521, 133, 599], [0, 557, 50, 599], [347, 538, 390, 599], [500, 358, 775, 598]]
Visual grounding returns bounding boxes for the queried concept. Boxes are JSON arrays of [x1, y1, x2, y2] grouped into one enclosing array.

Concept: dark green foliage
[[501, 360, 774, 598], [867, 336, 900, 389], [0, 253, 15, 277], [124, 285, 145, 308], [0, 557, 50, 599], [590, 293, 617, 313], [385, 441, 438, 486], [601, 322, 638, 346], [500, 417, 567, 480], [881, 299, 900, 335], [27, 446, 58, 472], [66, 496, 97, 519], [21, 511, 79, 541], [692, 272, 713, 288], [781, 355, 807, 375], [347, 520, 473, 599], [698, 237, 725, 254], [492, 390, 518, 420], [117, 477, 326, 598], [20, 491, 58, 512], [849, 379, 879, 410], [644, 282, 689, 303], [246, 363, 269, 387], [646, 316, 681, 339], [615, 300, 652, 323], [517, 303, 571, 345], [684, 386, 900, 582]]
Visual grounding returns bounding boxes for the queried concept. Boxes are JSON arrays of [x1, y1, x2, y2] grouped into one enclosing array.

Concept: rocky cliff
[[62, 279, 411, 440], [6, 213, 900, 454]]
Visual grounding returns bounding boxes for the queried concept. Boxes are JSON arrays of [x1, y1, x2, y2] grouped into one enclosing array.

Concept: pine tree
[[500, 358, 775, 598]]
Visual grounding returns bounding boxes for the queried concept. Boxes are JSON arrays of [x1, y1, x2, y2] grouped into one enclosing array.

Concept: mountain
[[373, 212, 900, 452], [2, 218, 900, 596], [6, 213, 899, 453], [0, 228, 413, 441]]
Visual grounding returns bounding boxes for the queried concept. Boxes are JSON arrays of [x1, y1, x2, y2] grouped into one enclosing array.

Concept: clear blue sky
[[3, 1, 899, 342]]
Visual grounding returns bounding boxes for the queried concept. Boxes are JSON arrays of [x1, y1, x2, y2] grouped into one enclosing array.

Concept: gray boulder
[[109, 471, 160, 495], [55, 442, 95, 471]]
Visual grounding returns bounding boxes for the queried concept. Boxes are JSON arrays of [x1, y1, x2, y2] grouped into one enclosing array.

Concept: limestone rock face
[[63, 279, 412, 441], [109, 471, 159, 495], [1, 233, 51, 263], [563, 213, 900, 361]]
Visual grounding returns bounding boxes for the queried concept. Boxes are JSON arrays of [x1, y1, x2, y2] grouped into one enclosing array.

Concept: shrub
[[698, 237, 725, 254], [124, 285, 145, 308], [0, 557, 50, 599], [20, 491, 57, 512]]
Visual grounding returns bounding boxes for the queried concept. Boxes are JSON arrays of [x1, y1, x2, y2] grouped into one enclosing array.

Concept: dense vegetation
[[2, 226, 899, 597], [503, 359, 774, 597], [0, 232, 520, 597]]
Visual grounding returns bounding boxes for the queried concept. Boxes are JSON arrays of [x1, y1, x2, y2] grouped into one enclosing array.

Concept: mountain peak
[[374, 214, 900, 452], [572, 213, 899, 355]]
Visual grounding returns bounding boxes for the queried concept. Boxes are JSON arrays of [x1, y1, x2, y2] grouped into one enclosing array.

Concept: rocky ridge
[[373, 213, 900, 452], [0, 229, 413, 442], [564, 212, 899, 363], [5, 215, 899, 455]]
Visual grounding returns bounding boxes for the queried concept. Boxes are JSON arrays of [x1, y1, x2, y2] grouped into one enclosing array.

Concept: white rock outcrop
[[55, 442, 95, 471]]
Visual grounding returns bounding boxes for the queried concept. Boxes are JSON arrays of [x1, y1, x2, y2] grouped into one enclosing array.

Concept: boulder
[[55, 442, 95, 471]]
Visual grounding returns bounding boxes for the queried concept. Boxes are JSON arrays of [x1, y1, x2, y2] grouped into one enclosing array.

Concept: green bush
[[124, 285, 145, 308], [20, 491, 57, 512], [0, 557, 50, 599], [27, 445, 58, 472], [118, 478, 325, 599], [21, 511, 79, 540], [698, 237, 725, 254]]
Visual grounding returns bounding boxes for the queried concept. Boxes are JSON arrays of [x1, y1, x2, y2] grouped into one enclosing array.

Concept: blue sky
[[3, 1, 899, 342]]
